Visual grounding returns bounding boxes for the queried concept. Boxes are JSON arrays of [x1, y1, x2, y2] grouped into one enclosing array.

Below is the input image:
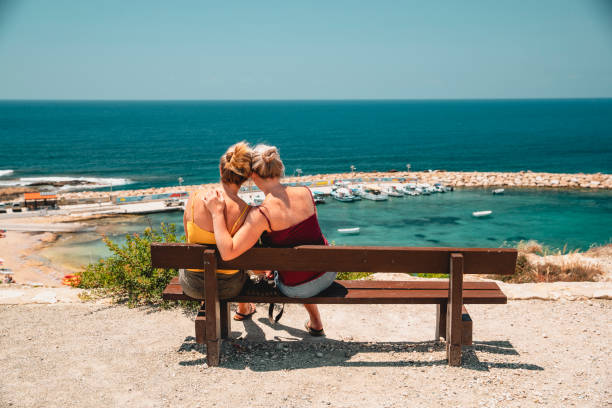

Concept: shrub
[[337, 272, 372, 280], [77, 223, 186, 307]]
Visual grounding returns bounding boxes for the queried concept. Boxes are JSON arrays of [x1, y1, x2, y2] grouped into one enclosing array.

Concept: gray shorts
[[178, 268, 247, 300]]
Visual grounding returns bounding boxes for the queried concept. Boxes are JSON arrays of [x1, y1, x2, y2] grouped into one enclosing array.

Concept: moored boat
[[313, 192, 326, 205], [384, 185, 404, 197], [357, 185, 388, 201], [472, 210, 493, 217], [492, 188, 505, 195], [331, 187, 355, 202], [337, 227, 360, 235]]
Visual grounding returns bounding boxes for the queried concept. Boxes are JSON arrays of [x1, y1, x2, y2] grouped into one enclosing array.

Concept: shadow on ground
[[175, 318, 544, 372]]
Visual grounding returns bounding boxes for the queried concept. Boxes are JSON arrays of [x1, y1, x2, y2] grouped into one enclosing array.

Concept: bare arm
[[183, 194, 192, 242], [203, 190, 268, 260]]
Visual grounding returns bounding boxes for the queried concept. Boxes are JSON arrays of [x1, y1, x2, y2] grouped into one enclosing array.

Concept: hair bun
[[251, 144, 284, 178], [220, 141, 252, 184], [262, 147, 278, 163]]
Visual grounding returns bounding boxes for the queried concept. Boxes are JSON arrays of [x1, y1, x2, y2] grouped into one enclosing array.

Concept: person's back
[[179, 142, 255, 306], [257, 185, 315, 231], [184, 189, 248, 244]]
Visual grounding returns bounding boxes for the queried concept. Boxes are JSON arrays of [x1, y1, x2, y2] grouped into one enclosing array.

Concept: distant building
[[24, 192, 58, 210]]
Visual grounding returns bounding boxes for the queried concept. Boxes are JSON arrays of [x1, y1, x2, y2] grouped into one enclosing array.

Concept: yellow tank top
[[186, 192, 250, 275]]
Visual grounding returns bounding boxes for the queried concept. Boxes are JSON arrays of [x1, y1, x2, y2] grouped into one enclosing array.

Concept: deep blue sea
[[1, 100, 610, 268], [1, 99, 611, 190]]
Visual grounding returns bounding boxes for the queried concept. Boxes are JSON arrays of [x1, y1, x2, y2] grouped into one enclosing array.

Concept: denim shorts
[[274, 271, 337, 298]]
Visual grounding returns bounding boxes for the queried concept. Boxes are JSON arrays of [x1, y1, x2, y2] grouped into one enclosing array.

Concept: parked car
[[11, 202, 23, 212], [0, 203, 6, 214]]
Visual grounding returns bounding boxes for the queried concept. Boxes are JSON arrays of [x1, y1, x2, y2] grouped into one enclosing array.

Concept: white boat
[[384, 185, 404, 197], [433, 183, 446, 193], [401, 183, 419, 195], [331, 188, 355, 202], [357, 185, 388, 201], [492, 188, 505, 195], [337, 227, 360, 235], [472, 210, 493, 217], [417, 183, 433, 195]]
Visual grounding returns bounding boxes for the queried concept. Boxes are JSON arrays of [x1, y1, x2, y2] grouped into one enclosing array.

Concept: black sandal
[[304, 320, 325, 337], [233, 304, 256, 321]]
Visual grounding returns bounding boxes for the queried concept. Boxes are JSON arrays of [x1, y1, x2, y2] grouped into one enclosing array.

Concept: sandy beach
[[0, 298, 610, 407], [0, 231, 67, 287]]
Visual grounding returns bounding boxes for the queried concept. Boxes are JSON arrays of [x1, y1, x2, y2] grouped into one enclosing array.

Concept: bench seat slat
[[162, 280, 507, 304], [167, 277, 501, 291]]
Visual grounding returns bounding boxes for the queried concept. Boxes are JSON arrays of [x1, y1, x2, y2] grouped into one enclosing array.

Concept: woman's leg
[[236, 302, 255, 315], [304, 304, 323, 330], [275, 271, 338, 332]]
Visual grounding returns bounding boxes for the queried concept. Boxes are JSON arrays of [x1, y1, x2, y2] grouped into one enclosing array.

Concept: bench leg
[[220, 301, 231, 339], [204, 250, 221, 367], [446, 253, 464, 366], [435, 303, 447, 341], [461, 305, 473, 346], [195, 303, 206, 344]]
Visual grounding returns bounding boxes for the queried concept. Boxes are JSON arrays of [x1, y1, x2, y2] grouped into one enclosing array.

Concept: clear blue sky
[[1, 0, 611, 100]]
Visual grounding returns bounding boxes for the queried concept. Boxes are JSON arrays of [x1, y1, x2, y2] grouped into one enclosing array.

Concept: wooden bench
[[151, 243, 516, 367]]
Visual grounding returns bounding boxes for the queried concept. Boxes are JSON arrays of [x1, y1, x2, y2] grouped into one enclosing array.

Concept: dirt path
[[0, 300, 610, 407]]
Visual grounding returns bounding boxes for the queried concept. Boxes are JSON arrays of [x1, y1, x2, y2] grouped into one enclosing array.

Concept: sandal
[[233, 304, 256, 321], [304, 320, 325, 337]]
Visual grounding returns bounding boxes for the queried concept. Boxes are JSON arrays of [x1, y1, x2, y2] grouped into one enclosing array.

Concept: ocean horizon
[[2, 99, 610, 264], [1, 99, 611, 192]]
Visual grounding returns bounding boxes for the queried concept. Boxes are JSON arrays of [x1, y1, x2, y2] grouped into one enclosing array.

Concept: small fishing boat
[[472, 210, 493, 217], [433, 183, 446, 193], [384, 185, 404, 197], [331, 188, 355, 202], [337, 227, 360, 235], [313, 193, 326, 205], [357, 185, 388, 201], [492, 188, 505, 195]]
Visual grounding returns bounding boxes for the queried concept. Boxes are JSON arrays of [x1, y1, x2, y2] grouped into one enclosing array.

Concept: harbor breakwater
[[53, 170, 611, 204]]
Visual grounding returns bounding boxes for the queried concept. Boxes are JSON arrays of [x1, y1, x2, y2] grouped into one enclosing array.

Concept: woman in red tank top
[[204, 144, 335, 336]]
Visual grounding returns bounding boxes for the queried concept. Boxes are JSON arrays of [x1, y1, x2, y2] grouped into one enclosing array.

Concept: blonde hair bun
[[220, 141, 252, 185], [252, 144, 284, 178]]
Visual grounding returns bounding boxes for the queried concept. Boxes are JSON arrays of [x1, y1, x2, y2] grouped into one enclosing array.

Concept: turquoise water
[[1, 100, 611, 191], [41, 188, 611, 269], [2, 99, 610, 267]]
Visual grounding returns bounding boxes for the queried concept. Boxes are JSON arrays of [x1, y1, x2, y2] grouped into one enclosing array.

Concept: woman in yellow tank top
[[180, 142, 256, 320]]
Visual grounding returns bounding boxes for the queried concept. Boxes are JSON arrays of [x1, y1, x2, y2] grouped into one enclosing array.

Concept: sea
[[1, 99, 611, 268]]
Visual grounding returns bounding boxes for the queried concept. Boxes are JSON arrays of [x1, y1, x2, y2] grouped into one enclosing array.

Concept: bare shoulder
[[184, 190, 199, 218]]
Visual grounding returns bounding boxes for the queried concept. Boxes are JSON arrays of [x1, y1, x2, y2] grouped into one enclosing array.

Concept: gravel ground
[[0, 300, 610, 408]]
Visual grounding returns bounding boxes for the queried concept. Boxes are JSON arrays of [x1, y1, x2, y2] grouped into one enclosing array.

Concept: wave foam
[[0, 176, 134, 191], [0, 170, 14, 177]]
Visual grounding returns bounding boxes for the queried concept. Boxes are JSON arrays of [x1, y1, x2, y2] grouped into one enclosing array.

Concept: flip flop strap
[[268, 303, 284, 323]]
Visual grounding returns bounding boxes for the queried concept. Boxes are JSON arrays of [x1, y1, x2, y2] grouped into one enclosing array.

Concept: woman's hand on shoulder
[[202, 189, 225, 215]]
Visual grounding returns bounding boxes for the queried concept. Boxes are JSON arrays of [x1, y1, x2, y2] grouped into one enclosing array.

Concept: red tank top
[[258, 188, 328, 286]]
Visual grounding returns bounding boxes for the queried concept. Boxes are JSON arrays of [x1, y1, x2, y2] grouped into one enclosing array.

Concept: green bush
[[336, 272, 372, 280], [78, 223, 184, 307]]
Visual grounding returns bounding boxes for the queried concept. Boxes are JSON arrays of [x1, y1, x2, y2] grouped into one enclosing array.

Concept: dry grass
[[585, 243, 612, 258], [491, 241, 607, 283], [516, 240, 544, 254]]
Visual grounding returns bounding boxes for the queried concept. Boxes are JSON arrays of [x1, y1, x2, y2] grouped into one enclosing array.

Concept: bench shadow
[[176, 329, 543, 372]]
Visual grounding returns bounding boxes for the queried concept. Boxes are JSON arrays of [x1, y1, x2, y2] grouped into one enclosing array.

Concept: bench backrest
[[150, 243, 517, 275]]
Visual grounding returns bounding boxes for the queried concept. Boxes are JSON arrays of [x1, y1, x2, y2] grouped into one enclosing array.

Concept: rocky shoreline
[[50, 170, 610, 202]]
